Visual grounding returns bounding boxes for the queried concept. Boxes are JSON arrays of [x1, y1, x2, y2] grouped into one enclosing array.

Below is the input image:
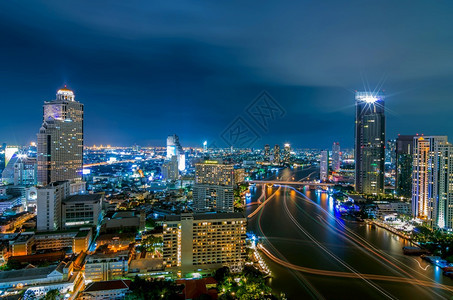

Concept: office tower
[[396, 135, 416, 198], [166, 134, 185, 171], [283, 143, 291, 164], [264, 144, 270, 161], [162, 155, 179, 181], [412, 136, 453, 228], [195, 161, 234, 186], [193, 161, 234, 212], [37, 181, 70, 231], [273, 144, 280, 164], [203, 141, 208, 153], [354, 91, 385, 194], [14, 153, 37, 186], [37, 87, 84, 186], [332, 142, 341, 172], [320, 150, 329, 181], [163, 213, 247, 272]]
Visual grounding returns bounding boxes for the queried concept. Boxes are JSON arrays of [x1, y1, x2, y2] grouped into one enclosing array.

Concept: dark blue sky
[[1, 1, 453, 148]]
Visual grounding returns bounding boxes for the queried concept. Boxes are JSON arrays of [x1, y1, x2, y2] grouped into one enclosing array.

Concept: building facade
[[37, 87, 83, 186], [163, 213, 247, 273], [332, 142, 341, 172], [320, 150, 329, 182], [396, 135, 416, 198], [61, 194, 103, 229], [37, 181, 70, 231], [166, 134, 185, 171], [264, 144, 270, 162], [193, 161, 234, 212], [412, 136, 453, 228], [14, 155, 37, 186], [273, 144, 280, 164], [85, 251, 130, 282], [162, 155, 179, 181], [354, 92, 385, 194], [283, 143, 291, 164]]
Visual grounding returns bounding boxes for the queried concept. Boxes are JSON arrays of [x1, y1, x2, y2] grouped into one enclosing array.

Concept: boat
[[402, 246, 429, 255]]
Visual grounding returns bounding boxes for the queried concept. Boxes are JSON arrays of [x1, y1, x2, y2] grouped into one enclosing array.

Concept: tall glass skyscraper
[[320, 150, 329, 181], [396, 135, 416, 198], [166, 134, 185, 171], [37, 87, 84, 186], [332, 142, 341, 172], [412, 136, 453, 228], [354, 92, 385, 194]]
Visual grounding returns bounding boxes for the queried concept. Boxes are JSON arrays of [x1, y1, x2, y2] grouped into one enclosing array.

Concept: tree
[[126, 275, 183, 300], [139, 235, 163, 254], [214, 266, 230, 282], [146, 218, 156, 228], [44, 289, 60, 300]]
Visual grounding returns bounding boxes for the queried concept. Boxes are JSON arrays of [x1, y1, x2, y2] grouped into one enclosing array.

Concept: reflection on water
[[246, 168, 453, 299]]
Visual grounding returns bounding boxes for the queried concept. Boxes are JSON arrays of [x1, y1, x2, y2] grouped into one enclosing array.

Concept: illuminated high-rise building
[[332, 142, 341, 172], [273, 144, 280, 165], [166, 134, 185, 171], [354, 91, 385, 194], [264, 144, 270, 161], [14, 153, 37, 186], [283, 143, 291, 164], [193, 161, 234, 212], [396, 135, 416, 198], [320, 150, 329, 181], [163, 213, 246, 272], [37, 87, 83, 186], [412, 136, 453, 228], [162, 155, 179, 181]]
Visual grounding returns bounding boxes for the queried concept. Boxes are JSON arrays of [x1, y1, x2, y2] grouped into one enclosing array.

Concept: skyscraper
[[283, 143, 291, 164], [412, 136, 453, 228], [332, 142, 341, 172], [193, 161, 234, 212], [273, 144, 280, 165], [166, 134, 185, 171], [264, 144, 270, 162], [354, 91, 385, 194], [162, 155, 179, 181], [396, 135, 416, 198], [320, 150, 329, 182], [37, 87, 83, 186]]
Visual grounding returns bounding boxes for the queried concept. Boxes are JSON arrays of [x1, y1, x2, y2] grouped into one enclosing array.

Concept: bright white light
[[203, 141, 207, 146], [363, 96, 378, 103], [356, 92, 382, 103]]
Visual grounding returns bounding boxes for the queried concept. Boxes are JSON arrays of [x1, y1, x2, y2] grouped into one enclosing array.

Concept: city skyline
[[2, 1, 453, 147], [2, 2, 453, 299]]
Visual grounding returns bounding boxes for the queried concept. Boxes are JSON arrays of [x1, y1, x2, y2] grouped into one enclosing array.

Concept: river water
[[246, 167, 453, 299]]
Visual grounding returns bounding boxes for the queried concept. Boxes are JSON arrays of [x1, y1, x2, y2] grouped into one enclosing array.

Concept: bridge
[[249, 180, 336, 187]]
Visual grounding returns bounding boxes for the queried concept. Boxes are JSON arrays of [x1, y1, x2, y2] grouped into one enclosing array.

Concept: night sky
[[1, 1, 453, 149]]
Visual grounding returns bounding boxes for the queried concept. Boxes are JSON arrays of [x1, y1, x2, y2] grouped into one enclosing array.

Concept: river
[[246, 167, 453, 299]]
